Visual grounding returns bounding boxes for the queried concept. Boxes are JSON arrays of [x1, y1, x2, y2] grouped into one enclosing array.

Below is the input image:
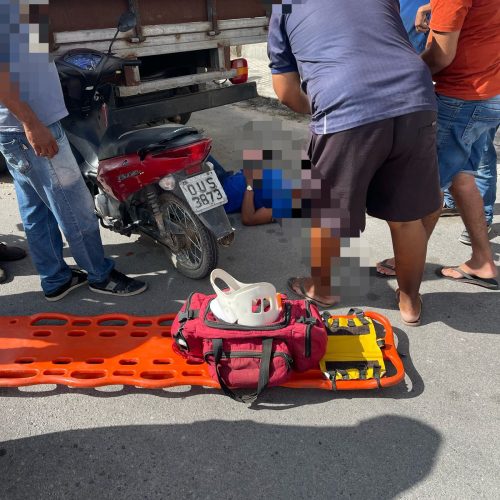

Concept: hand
[[415, 3, 431, 33], [23, 120, 59, 158]]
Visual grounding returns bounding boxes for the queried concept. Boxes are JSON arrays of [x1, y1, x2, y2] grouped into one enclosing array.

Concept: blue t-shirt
[[400, 0, 430, 53], [0, 1, 68, 131], [268, 0, 436, 135], [222, 169, 293, 218]]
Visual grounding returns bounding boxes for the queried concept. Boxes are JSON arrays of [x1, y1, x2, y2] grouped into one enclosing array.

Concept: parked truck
[[48, 0, 269, 127]]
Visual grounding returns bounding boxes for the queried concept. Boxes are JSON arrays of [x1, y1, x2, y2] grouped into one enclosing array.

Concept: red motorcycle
[[55, 13, 234, 279]]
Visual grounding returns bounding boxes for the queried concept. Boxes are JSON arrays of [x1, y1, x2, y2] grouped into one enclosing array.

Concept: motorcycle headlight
[[159, 175, 176, 191]]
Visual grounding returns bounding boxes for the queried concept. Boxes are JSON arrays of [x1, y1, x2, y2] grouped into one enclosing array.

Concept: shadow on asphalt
[[0, 417, 442, 499]]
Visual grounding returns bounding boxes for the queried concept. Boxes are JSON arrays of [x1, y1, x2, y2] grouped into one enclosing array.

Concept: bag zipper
[[204, 350, 293, 369], [203, 300, 292, 331]]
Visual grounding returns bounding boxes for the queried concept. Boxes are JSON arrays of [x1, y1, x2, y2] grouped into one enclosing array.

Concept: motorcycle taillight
[[152, 138, 212, 169]]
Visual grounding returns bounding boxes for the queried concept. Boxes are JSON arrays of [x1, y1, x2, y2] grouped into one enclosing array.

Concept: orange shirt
[[429, 0, 500, 100]]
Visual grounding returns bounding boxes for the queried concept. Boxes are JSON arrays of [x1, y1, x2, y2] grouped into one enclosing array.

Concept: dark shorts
[[307, 110, 441, 236]]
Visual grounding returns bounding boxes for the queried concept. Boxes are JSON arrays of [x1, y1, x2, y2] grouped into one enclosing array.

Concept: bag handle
[[212, 338, 273, 404]]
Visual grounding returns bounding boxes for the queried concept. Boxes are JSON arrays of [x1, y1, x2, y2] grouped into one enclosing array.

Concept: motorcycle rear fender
[[195, 204, 234, 240]]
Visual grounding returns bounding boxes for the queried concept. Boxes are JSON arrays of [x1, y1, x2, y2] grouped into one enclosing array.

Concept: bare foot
[[376, 257, 396, 277], [288, 277, 339, 307]]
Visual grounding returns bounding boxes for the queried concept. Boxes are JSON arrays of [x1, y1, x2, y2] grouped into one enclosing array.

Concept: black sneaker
[[440, 204, 460, 217], [0, 243, 27, 261], [458, 224, 492, 246], [44, 269, 88, 302], [89, 269, 147, 296]]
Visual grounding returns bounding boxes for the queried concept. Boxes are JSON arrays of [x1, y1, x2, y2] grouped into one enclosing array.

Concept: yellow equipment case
[[320, 308, 386, 388]]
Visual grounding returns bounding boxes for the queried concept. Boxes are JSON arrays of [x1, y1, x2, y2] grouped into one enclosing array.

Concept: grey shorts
[[307, 110, 441, 236]]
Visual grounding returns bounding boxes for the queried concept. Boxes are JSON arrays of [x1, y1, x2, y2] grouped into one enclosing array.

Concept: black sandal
[[286, 277, 339, 309], [436, 266, 498, 290]]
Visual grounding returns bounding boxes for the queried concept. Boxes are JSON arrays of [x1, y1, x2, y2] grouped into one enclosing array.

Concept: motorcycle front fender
[[196, 205, 234, 240]]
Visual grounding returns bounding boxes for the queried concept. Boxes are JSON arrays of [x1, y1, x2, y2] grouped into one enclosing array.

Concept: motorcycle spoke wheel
[[159, 193, 217, 279]]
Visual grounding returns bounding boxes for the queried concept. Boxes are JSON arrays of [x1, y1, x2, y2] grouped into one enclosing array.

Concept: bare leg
[[387, 220, 427, 323], [290, 226, 339, 305], [377, 198, 442, 276], [443, 173, 497, 279]]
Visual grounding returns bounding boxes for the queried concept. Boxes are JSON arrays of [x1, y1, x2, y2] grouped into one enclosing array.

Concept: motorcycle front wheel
[[159, 192, 218, 279]]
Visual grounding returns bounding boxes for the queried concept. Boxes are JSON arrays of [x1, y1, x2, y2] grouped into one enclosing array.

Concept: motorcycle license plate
[[179, 171, 228, 214]]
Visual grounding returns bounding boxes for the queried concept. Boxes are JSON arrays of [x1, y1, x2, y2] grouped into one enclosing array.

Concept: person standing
[[378, 0, 499, 289], [268, 0, 441, 326], [0, 1, 147, 300]]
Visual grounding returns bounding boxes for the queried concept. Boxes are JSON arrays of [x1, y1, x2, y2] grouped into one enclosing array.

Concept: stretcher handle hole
[[86, 358, 105, 365], [70, 370, 106, 380], [52, 358, 72, 365], [181, 370, 204, 377], [133, 320, 153, 327], [153, 359, 173, 365], [119, 359, 138, 365], [15, 357, 36, 364], [72, 320, 92, 327], [140, 371, 176, 380], [9, 320, 18, 324], [68, 331, 86, 337], [99, 331, 117, 337], [113, 370, 135, 377], [43, 369, 66, 376], [31, 318, 68, 326], [33, 331, 51, 337], [97, 318, 128, 327], [161, 332, 171, 337], [130, 331, 148, 337], [158, 318, 173, 326], [0, 370, 38, 379]]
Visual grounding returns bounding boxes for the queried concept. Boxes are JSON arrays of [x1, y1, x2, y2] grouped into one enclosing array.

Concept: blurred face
[[19, 0, 50, 53]]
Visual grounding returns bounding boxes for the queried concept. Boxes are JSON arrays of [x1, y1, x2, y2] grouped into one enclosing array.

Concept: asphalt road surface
[[0, 100, 499, 499]]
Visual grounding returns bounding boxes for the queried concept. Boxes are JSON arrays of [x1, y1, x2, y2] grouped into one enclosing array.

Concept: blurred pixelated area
[[261, 0, 304, 15], [237, 119, 371, 300]]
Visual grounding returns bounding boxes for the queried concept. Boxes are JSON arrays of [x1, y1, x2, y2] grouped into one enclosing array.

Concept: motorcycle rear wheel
[[159, 192, 218, 280]]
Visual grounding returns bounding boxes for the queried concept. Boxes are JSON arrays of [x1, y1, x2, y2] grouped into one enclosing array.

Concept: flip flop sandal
[[286, 277, 339, 309], [395, 289, 423, 327], [376, 258, 396, 278], [436, 266, 499, 290]]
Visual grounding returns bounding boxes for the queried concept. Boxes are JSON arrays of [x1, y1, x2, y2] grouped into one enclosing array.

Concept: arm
[[241, 190, 273, 226], [272, 72, 311, 115], [421, 29, 460, 74], [415, 3, 431, 33], [0, 84, 59, 158]]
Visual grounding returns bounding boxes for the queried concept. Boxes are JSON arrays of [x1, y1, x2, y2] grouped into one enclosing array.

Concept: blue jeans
[[443, 127, 498, 224], [437, 94, 500, 224], [0, 121, 114, 293]]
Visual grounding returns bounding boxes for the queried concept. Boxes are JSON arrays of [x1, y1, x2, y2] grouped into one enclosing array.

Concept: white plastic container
[[209, 269, 281, 327]]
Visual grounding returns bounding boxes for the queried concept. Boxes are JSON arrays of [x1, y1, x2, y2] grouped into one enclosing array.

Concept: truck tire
[[159, 192, 218, 280]]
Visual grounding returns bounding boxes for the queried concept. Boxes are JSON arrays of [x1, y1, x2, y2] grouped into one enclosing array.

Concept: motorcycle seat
[[98, 124, 203, 161]]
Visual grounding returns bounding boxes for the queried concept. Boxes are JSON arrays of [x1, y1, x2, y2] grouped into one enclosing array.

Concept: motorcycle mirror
[[117, 11, 137, 33], [107, 11, 137, 54]]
